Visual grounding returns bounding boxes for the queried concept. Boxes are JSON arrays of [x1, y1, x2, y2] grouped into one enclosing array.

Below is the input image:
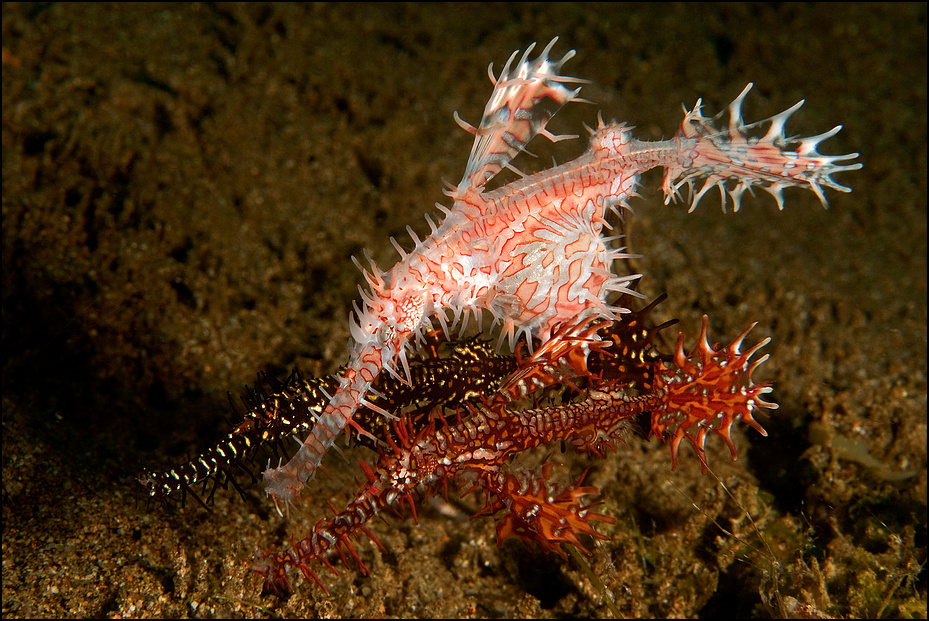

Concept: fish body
[[261, 38, 860, 511]]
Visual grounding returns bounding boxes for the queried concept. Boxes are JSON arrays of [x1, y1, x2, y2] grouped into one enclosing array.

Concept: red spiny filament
[[252, 305, 777, 590], [651, 317, 775, 470]]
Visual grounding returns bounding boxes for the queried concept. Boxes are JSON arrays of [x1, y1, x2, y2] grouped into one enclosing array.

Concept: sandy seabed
[[3, 3, 925, 618]]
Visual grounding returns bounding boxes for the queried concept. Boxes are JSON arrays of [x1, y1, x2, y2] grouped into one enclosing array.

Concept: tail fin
[[663, 83, 862, 212], [454, 37, 586, 196], [651, 316, 775, 471]]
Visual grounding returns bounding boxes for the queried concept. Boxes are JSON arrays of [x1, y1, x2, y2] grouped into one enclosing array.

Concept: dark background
[[3, 3, 925, 618]]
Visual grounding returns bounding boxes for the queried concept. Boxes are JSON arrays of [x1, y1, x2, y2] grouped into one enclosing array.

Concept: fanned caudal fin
[[663, 83, 862, 212], [651, 316, 776, 471], [454, 37, 587, 196], [482, 465, 615, 560]]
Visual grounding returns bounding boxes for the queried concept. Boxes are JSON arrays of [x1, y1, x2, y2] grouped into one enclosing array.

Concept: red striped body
[[261, 38, 860, 512]]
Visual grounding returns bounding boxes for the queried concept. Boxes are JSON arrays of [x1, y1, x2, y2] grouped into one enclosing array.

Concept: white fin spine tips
[[396, 347, 412, 385], [434, 310, 449, 337], [390, 236, 407, 260], [537, 127, 578, 143], [424, 213, 439, 235], [358, 397, 397, 420], [670, 81, 860, 213], [349, 311, 370, 345], [456, 37, 584, 196], [434, 202, 452, 217], [799, 125, 843, 156], [727, 83, 753, 131], [486, 62, 497, 86], [406, 225, 422, 247], [357, 284, 374, 307], [453, 111, 478, 136], [763, 100, 804, 143]]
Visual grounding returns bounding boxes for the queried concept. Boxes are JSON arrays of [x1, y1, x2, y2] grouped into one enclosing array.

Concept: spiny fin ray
[[455, 37, 586, 196]]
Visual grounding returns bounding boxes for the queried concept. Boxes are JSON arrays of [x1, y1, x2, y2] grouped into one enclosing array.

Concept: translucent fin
[[455, 37, 586, 196], [662, 83, 862, 212]]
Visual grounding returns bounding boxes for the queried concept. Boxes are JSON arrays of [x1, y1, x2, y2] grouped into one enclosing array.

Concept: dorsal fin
[[454, 37, 586, 196]]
